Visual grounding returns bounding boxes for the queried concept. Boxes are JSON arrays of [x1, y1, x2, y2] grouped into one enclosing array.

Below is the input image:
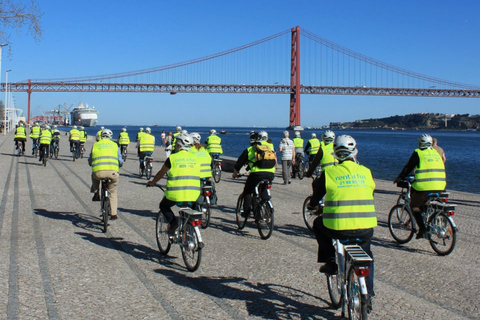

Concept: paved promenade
[[0, 130, 479, 320]]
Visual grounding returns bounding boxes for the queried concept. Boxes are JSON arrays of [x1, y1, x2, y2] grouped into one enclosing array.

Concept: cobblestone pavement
[[0, 131, 478, 319]]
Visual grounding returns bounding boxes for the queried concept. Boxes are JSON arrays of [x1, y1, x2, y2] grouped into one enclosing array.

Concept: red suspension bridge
[[4, 26, 480, 125]]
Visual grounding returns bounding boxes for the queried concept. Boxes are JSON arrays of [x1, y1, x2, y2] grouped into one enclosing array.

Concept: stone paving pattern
[[0, 130, 478, 319]]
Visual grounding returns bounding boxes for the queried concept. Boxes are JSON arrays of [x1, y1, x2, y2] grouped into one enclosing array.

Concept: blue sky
[[3, 0, 480, 127]]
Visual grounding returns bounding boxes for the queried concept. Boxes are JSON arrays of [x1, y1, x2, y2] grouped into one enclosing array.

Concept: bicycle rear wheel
[[199, 202, 211, 229], [43, 153, 47, 167], [72, 151, 76, 162], [54, 147, 59, 159], [302, 195, 318, 232], [347, 265, 368, 320], [235, 193, 247, 230], [213, 164, 221, 183], [256, 202, 274, 240], [388, 204, 414, 244], [34, 147, 38, 158], [327, 273, 342, 309], [102, 197, 110, 233], [428, 212, 456, 256], [156, 213, 171, 255], [297, 161, 305, 180], [146, 163, 152, 179], [181, 224, 202, 272]]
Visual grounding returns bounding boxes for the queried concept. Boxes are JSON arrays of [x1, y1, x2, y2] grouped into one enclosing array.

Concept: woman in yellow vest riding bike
[[311, 135, 377, 307], [147, 133, 201, 235], [14, 122, 27, 154], [138, 127, 155, 172], [395, 134, 446, 239]]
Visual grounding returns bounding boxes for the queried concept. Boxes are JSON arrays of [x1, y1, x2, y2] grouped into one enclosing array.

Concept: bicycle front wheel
[[213, 164, 221, 183], [347, 265, 369, 320], [43, 154, 47, 167], [235, 193, 247, 230], [428, 212, 456, 256], [256, 202, 274, 240], [72, 151, 76, 162], [181, 224, 202, 272], [54, 148, 59, 159], [388, 204, 414, 244], [327, 273, 342, 309], [302, 195, 318, 232], [200, 202, 211, 229], [297, 161, 305, 180], [102, 197, 110, 233], [155, 213, 171, 255]]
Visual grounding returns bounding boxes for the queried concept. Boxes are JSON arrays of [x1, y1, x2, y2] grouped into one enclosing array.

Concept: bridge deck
[[0, 131, 478, 319]]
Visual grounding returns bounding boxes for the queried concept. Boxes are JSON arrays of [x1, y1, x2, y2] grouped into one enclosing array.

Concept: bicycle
[[141, 155, 153, 179], [235, 178, 274, 239], [120, 145, 128, 161], [32, 138, 39, 158], [302, 194, 323, 232], [327, 238, 373, 319], [52, 140, 60, 159], [153, 185, 205, 272], [212, 158, 222, 183], [195, 179, 214, 229], [293, 153, 305, 180], [16, 141, 24, 156], [100, 178, 112, 233], [42, 145, 48, 167], [71, 143, 77, 161], [388, 178, 457, 255], [79, 143, 86, 159]]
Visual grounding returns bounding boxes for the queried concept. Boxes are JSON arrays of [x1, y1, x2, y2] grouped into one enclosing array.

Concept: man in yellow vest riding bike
[[232, 131, 276, 219], [305, 132, 320, 167], [147, 133, 200, 235], [118, 127, 130, 160], [88, 129, 124, 220], [138, 127, 155, 174], [311, 135, 377, 308], [69, 125, 81, 158], [38, 125, 52, 162], [14, 122, 27, 154], [305, 130, 338, 179], [205, 129, 223, 162], [395, 134, 446, 239], [29, 122, 41, 155]]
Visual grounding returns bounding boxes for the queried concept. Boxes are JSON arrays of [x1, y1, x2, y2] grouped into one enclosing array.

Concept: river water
[[84, 125, 480, 194]]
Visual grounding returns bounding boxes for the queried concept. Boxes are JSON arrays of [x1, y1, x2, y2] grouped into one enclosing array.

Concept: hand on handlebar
[[146, 180, 156, 187]]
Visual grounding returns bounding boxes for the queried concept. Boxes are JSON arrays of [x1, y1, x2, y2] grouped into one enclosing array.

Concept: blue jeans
[[138, 151, 152, 170]]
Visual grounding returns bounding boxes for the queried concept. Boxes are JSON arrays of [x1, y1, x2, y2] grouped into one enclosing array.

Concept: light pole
[[0, 43, 7, 135], [5, 69, 11, 133]]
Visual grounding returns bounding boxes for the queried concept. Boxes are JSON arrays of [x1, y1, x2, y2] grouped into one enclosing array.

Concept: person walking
[[278, 131, 295, 185]]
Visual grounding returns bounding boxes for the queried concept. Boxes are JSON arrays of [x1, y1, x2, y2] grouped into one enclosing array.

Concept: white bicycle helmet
[[181, 129, 188, 135], [73, 125, 77, 129], [101, 129, 113, 139], [418, 134, 433, 149], [175, 133, 193, 151], [333, 135, 358, 161], [191, 132, 201, 144], [122, 127, 127, 132], [259, 130, 268, 141], [46, 125, 51, 130], [295, 131, 301, 138], [175, 126, 182, 133], [322, 130, 335, 144], [209, 129, 217, 135], [311, 133, 316, 139], [249, 131, 261, 145], [79, 126, 84, 130], [145, 127, 151, 133], [54, 125, 58, 129], [100, 126, 105, 130], [139, 127, 144, 132]]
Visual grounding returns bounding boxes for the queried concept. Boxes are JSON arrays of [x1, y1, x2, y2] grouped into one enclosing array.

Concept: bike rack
[[344, 245, 372, 266]]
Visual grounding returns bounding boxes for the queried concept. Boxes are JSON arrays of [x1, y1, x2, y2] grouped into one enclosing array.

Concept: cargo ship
[[70, 102, 98, 127]]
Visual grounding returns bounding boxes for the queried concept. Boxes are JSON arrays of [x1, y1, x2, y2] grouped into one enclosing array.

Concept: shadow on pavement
[[34, 209, 102, 233], [275, 223, 315, 239], [155, 269, 343, 319], [119, 207, 157, 219]]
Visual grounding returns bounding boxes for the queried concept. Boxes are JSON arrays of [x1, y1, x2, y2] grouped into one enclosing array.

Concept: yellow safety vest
[[30, 126, 41, 138], [207, 135, 223, 154], [79, 130, 87, 143], [247, 146, 276, 173], [165, 150, 201, 202], [70, 129, 80, 141], [190, 146, 212, 179], [323, 161, 377, 231], [136, 131, 146, 142], [261, 140, 274, 151], [172, 132, 180, 146], [91, 139, 119, 173], [412, 148, 446, 191], [97, 130, 103, 140], [119, 132, 130, 145], [320, 143, 337, 168], [308, 138, 320, 155], [15, 127, 26, 139], [139, 133, 154, 152], [293, 138, 304, 148], [40, 129, 52, 145]]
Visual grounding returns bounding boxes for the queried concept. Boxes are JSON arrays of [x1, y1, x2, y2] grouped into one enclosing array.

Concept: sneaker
[[110, 215, 118, 220], [92, 193, 100, 202], [416, 230, 426, 239], [168, 219, 178, 236], [319, 261, 338, 275]]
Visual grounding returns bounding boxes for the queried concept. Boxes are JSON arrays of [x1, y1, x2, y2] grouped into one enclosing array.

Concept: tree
[[0, 0, 42, 50]]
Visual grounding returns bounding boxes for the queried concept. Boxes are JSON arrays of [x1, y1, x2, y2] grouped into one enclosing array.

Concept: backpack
[[253, 144, 276, 169]]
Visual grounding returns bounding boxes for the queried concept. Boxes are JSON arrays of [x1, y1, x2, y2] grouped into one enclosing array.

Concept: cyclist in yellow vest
[[96, 126, 105, 141], [205, 129, 224, 160], [88, 129, 123, 220], [292, 131, 304, 179], [118, 127, 130, 159], [232, 131, 276, 218], [147, 133, 200, 235], [171, 126, 182, 151], [135, 127, 145, 142], [305, 133, 321, 165], [395, 134, 446, 239], [38, 125, 52, 162], [305, 130, 338, 177], [138, 127, 155, 173], [69, 125, 81, 158], [311, 135, 377, 308], [191, 132, 217, 205], [29, 122, 41, 155], [14, 122, 27, 154]]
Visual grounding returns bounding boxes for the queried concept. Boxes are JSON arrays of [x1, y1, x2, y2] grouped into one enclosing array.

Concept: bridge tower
[[289, 26, 301, 128]]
